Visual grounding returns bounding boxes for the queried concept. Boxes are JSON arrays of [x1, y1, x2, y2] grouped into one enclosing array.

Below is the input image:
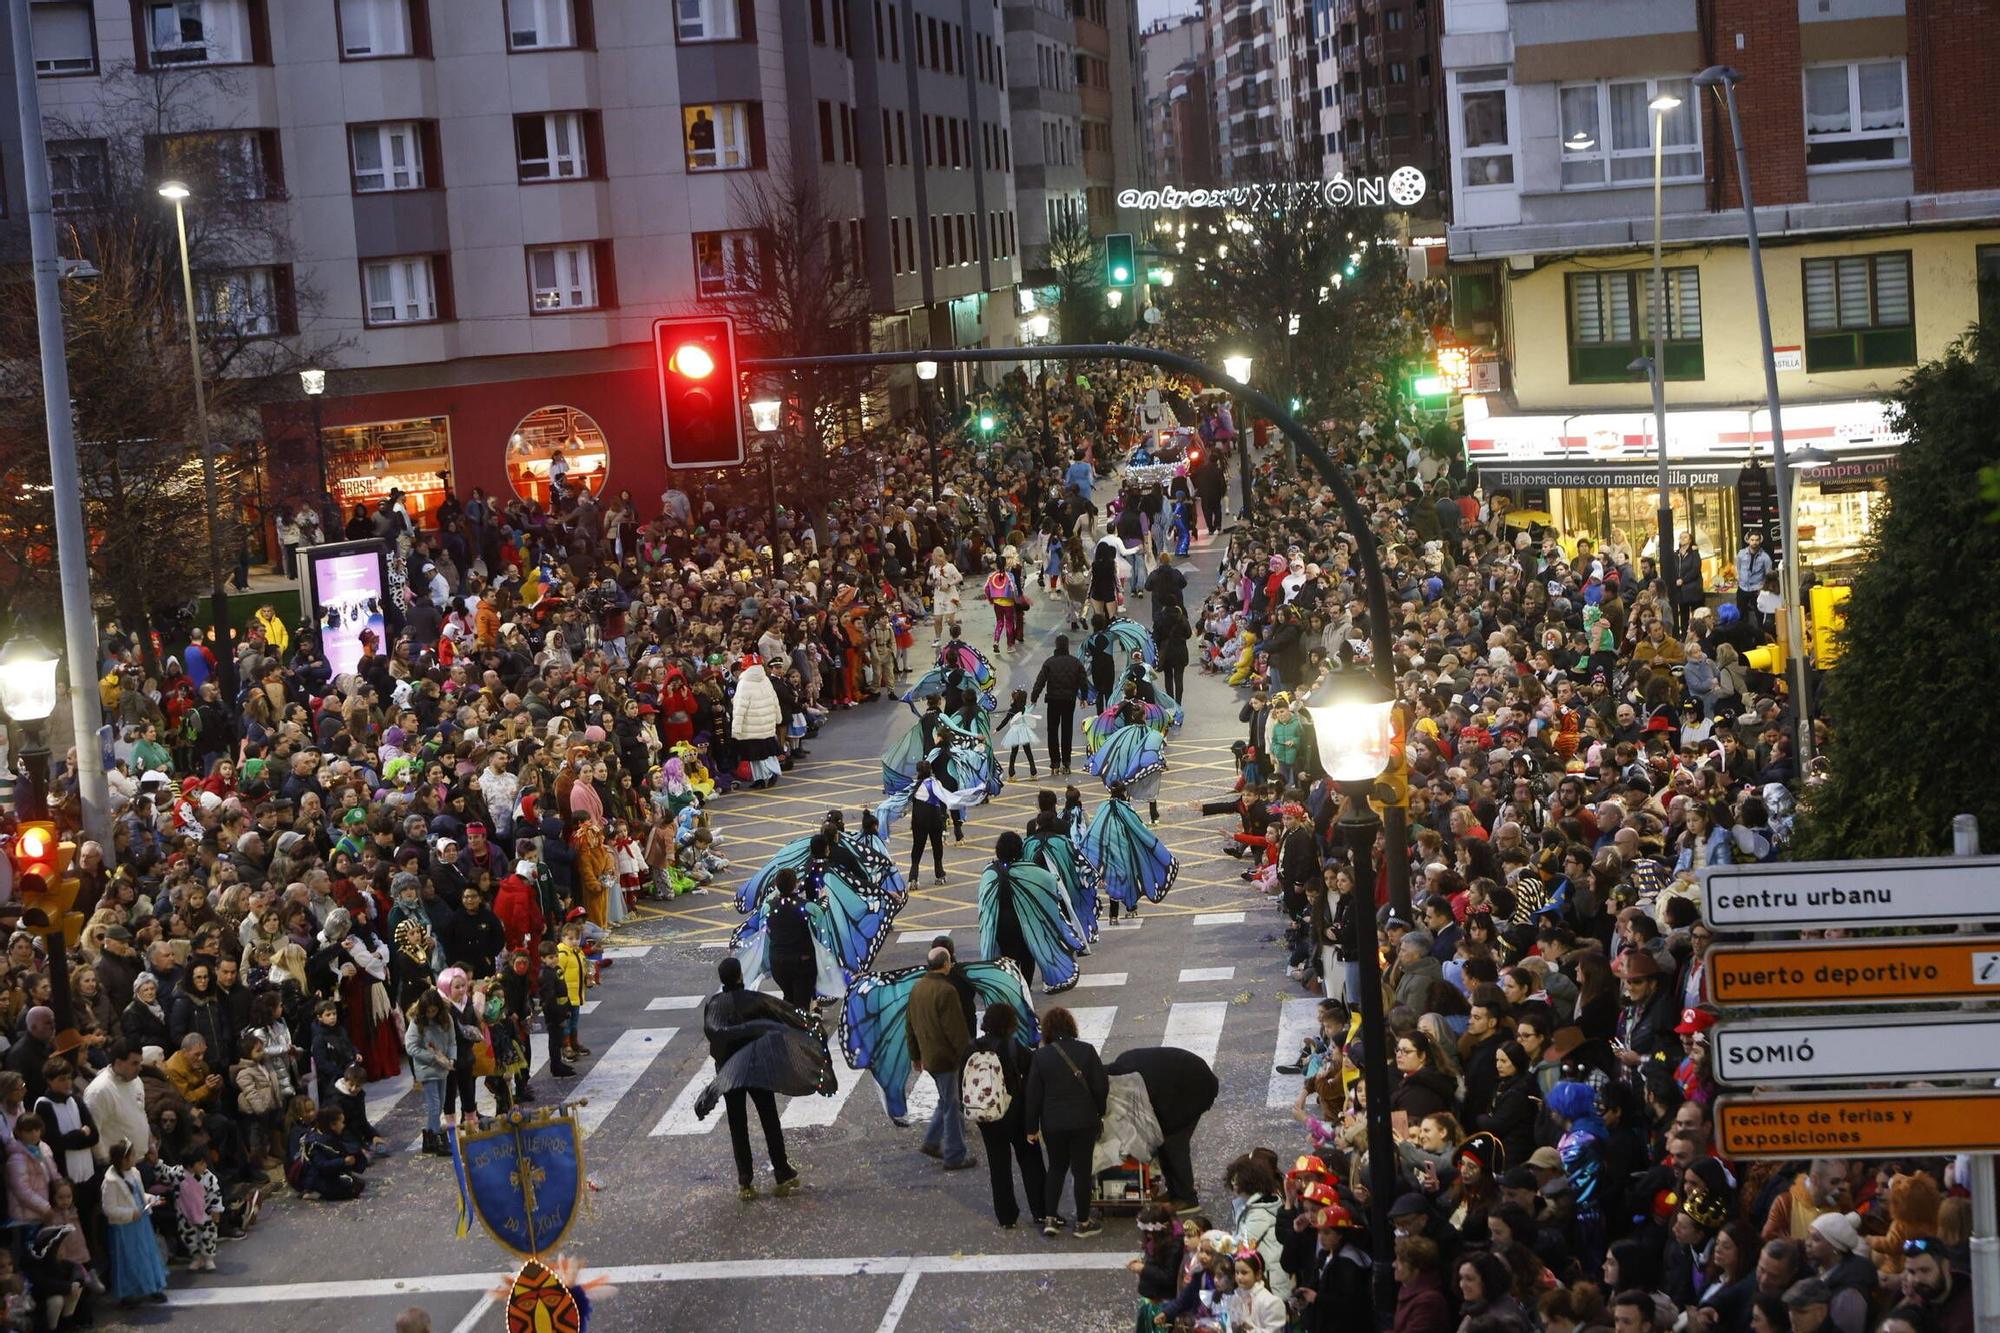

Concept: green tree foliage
[[1792, 325, 2000, 858]]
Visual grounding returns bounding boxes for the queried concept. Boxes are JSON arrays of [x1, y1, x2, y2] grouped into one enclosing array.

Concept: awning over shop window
[[1477, 462, 1744, 489]]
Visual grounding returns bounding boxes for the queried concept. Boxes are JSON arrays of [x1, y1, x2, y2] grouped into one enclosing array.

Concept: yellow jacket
[[555, 942, 588, 1006], [253, 607, 290, 656]]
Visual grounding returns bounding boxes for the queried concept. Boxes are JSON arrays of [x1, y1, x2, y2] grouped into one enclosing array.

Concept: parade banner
[[451, 1105, 586, 1259]]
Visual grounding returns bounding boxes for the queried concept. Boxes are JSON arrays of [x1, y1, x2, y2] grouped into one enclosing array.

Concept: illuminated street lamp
[[747, 400, 783, 576], [0, 635, 59, 819], [1221, 355, 1254, 516]]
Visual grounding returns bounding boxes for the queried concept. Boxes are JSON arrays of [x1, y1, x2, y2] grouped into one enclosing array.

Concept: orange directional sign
[[1705, 936, 2000, 1006], [1715, 1091, 2000, 1160]]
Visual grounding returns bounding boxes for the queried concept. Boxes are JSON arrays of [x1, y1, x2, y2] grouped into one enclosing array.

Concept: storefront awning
[[1462, 397, 1904, 465], [1477, 462, 1743, 489]]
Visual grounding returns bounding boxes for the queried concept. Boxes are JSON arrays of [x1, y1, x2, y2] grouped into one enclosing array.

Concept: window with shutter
[[1566, 268, 1703, 382], [1802, 253, 1914, 370]]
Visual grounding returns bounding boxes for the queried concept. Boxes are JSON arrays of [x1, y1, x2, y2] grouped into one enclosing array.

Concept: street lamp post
[[300, 368, 331, 533], [0, 636, 61, 821], [1645, 91, 1682, 573], [1694, 66, 1812, 768], [916, 360, 943, 503], [1025, 314, 1053, 458], [1304, 669, 1403, 1325], [1223, 353, 1254, 518], [748, 399, 784, 581], [159, 180, 237, 702]]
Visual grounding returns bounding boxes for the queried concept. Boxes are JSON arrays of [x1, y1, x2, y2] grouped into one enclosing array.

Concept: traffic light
[[11, 821, 80, 949], [654, 315, 746, 470], [977, 410, 997, 436], [1105, 233, 1135, 288]]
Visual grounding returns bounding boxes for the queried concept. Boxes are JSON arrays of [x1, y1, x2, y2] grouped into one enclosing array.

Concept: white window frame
[[338, 0, 412, 58], [683, 102, 750, 172], [363, 256, 438, 325], [527, 244, 599, 311], [350, 122, 426, 193], [1556, 76, 1700, 190], [145, 0, 249, 66], [506, 0, 575, 51], [31, 3, 97, 75], [1803, 59, 1909, 171], [198, 266, 278, 336], [516, 112, 587, 180], [1454, 67, 1514, 191], [694, 230, 760, 298], [677, 0, 738, 42]]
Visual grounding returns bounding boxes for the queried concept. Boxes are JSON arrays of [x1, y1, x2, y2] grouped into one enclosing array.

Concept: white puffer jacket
[[731, 665, 783, 741]]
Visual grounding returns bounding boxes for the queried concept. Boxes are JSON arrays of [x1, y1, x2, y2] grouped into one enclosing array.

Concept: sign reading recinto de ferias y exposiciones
[[1118, 167, 1429, 213]]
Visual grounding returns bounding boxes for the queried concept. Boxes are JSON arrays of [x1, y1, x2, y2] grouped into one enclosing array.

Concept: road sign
[[1706, 936, 2000, 1006], [1712, 1011, 2000, 1086], [1700, 855, 2000, 931], [1715, 1090, 2000, 1159]]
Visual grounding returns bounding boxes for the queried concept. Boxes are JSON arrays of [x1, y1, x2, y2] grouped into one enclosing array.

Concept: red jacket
[[1393, 1270, 1452, 1333], [492, 875, 545, 967]]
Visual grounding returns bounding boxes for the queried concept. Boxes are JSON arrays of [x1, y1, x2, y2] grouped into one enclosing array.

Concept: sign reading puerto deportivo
[[1118, 166, 1428, 212], [1710, 1011, 2000, 1086], [1705, 936, 2000, 1007], [1699, 855, 2000, 931]]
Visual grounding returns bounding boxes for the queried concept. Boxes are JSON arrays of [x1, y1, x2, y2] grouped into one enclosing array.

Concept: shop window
[[1802, 252, 1914, 372], [322, 416, 452, 528], [507, 405, 609, 508], [1566, 267, 1704, 383]]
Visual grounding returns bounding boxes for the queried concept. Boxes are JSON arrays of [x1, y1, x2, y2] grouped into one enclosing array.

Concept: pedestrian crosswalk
[[361, 957, 1322, 1151]]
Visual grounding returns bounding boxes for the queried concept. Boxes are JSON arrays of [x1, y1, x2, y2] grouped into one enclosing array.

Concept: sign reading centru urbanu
[[1117, 167, 1429, 213]]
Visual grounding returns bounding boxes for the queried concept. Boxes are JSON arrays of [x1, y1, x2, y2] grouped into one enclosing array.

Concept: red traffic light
[[669, 342, 716, 380], [654, 316, 746, 471]]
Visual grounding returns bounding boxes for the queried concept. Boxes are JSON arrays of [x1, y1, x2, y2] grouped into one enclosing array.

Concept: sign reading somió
[[1118, 167, 1428, 213], [1714, 1091, 2000, 1159], [1711, 1011, 2000, 1086], [1700, 855, 2000, 931], [1705, 936, 2000, 1006]]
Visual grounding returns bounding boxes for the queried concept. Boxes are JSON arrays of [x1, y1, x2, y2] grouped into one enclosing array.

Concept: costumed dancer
[[736, 810, 906, 915], [839, 957, 1040, 1121], [891, 760, 985, 886], [1088, 696, 1169, 823], [732, 836, 899, 1002], [1080, 780, 1179, 924], [1025, 791, 1100, 947], [997, 688, 1041, 779], [978, 833, 1084, 993], [692, 957, 825, 1200]]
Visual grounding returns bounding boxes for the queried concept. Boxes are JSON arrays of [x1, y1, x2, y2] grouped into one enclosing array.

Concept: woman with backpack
[[961, 1003, 1046, 1232]]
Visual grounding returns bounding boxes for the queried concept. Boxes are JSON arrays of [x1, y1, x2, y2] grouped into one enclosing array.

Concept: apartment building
[[1318, 0, 1445, 198], [1441, 0, 2000, 581], [1002, 0, 1142, 274], [2, 0, 1022, 519], [1141, 14, 1215, 185]]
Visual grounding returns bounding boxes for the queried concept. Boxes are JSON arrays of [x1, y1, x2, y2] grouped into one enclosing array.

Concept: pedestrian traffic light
[[10, 821, 80, 949], [1105, 233, 1135, 287], [654, 315, 746, 470], [978, 411, 997, 436]]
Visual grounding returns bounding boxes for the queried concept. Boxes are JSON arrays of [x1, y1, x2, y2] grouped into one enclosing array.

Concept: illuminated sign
[[1118, 167, 1428, 212]]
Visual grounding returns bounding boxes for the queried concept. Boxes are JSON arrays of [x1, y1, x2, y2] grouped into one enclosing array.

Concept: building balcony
[[1337, 0, 1357, 21], [1343, 91, 1361, 117], [1363, 33, 1379, 60]]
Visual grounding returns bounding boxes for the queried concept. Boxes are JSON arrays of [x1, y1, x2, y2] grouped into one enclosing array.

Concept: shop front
[[1464, 397, 1901, 585], [259, 362, 664, 533]]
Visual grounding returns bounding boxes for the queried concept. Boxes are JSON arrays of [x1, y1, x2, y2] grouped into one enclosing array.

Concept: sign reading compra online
[[1118, 167, 1428, 212]]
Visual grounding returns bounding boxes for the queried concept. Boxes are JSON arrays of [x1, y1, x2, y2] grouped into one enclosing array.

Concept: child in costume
[[997, 689, 1041, 779]]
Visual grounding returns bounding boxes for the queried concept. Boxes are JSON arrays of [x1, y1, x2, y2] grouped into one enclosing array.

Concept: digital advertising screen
[[302, 540, 389, 679]]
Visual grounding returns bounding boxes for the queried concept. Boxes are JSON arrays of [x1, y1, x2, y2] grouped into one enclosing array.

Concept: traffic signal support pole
[[746, 340, 1411, 1327]]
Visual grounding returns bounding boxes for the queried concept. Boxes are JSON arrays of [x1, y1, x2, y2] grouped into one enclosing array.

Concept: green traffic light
[[1113, 265, 1130, 282], [979, 413, 996, 433]]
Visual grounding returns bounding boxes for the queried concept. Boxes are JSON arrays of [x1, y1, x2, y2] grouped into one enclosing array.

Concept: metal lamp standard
[[1025, 314, 1053, 457], [1692, 65, 1812, 767], [159, 180, 237, 701], [1304, 668, 1403, 1323], [1644, 90, 1683, 573], [916, 359, 943, 502], [300, 367, 331, 534], [1223, 353, 1254, 517], [748, 399, 785, 580]]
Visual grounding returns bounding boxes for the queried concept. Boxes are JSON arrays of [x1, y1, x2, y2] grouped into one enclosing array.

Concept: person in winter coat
[[229, 1035, 286, 1165], [492, 871, 545, 974], [440, 885, 506, 975], [1023, 1005, 1109, 1237], [699, 956, 804, 1199], [1391, 1030, 1459, 1121], [167, 962, 235, 1072], [1393, 933, 1446, 1012], [965, 1002, 1045, 1230], [1392, 1235, 1454, 1333], [1105, 1045, 1218, 1210], [1475, 1040, 1541, 1170], [730, 658, 785, 788], [1029, 635, 1089, 774], [1670, 532, 1706, 634], [4, 1114, 59, 1224]]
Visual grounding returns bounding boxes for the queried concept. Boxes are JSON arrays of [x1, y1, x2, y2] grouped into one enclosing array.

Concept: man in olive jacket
[[907, 947, 976, 1169]]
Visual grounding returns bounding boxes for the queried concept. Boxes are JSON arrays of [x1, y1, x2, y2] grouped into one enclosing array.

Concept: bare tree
[[0, 62, 334, 655], [1043, 210, 1114, 348]]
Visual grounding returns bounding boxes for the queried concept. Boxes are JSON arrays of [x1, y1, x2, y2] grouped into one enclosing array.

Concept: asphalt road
[[121, 489, 1316, 1333]]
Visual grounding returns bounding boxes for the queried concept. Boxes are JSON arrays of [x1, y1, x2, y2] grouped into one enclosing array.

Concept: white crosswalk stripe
[[1192, 912, 1246, 925], [1162, 1002, 1229, 1065], [652, 1058, 721, 1137], [780, 1054, 868, 1128], [646, 995, 704, 1011], [1070, 1006, 1118, 1048], [1178, 967, 1235, 983], [1265, 998, 1323, 1108], [598, 946, 654, 960], [573, 1028, 678, 1136], [1073, 973, 1127, 988]]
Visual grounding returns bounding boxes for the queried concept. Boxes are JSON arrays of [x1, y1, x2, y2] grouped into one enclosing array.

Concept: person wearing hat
[[1613, 946, 1680, 1070], [1292, 1192, 1372, 1333], [1805, 1211, 1878, 1333]]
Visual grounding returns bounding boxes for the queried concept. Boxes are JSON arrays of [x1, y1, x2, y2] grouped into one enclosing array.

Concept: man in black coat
[[700, 957, 803, 1198], [439, 886, 507, 975], [1029, 635, 1089, 774], [1105, 1045, 1219, 1209], [765, 872, 817, 1010]]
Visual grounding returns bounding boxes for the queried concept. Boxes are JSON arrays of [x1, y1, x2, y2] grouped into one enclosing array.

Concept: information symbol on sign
[[1975, 952, 2000, 985], [1387, 166, 1428, 207]]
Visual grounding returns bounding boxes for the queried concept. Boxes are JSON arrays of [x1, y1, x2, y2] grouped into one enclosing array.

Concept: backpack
[[960, 1049, 1011, 1124]]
